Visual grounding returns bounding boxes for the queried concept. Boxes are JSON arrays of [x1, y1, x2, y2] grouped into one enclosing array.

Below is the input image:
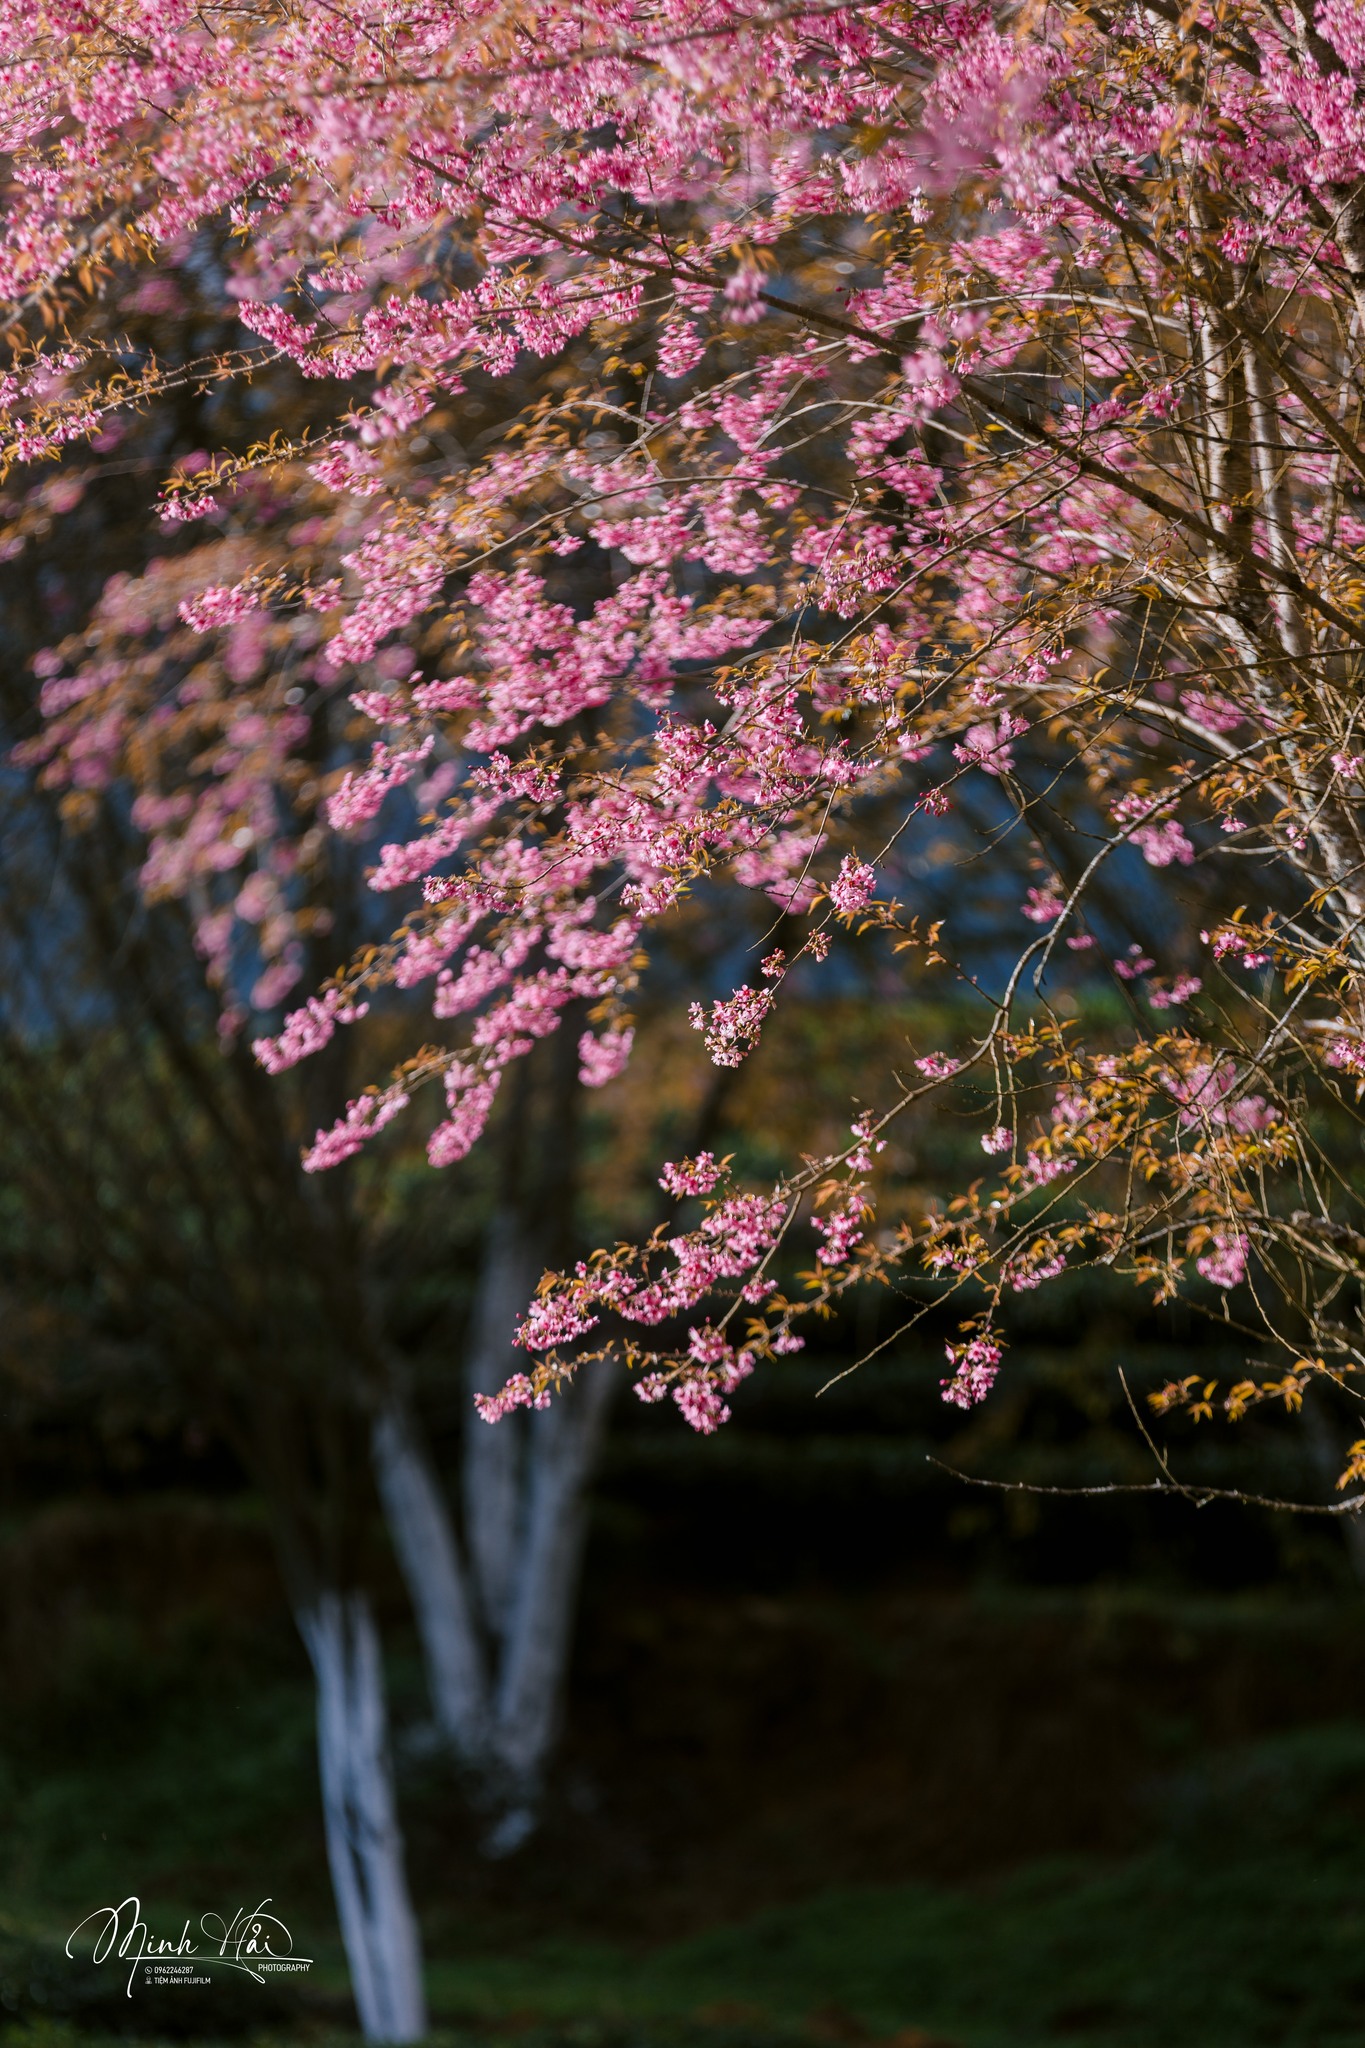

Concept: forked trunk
[[374, 1344, 614, 1849], [296, 1591, 428, 2044], [463, 1205, 545, 1635], [379, 1029, 638, 1847], [383, 1055, 728, 1845], [372, 1394, 489, 1760], [483, 1359, 615, 1847]]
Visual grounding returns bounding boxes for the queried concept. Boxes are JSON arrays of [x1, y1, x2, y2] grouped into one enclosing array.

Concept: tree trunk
[[375, 1346, 613, 1850], [366, 1208, 610, 1838], [372, 1393, 490, 1763], [295, 1591, 429, 2044], [384, 1019, 661, 1846], [463, 1205, 544, 1637], [481, 1360, 616, 1851]]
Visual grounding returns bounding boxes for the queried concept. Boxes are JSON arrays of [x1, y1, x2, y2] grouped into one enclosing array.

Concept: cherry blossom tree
[[0, 449, 652, 2041], [0, 790, 429, 2045], [7, 0, 1365, 1865], [0, 224, 742, 2048]]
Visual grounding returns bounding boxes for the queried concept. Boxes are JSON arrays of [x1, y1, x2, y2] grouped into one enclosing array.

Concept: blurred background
[[0, 260, 1362, 2048], [0, 990, 1362, 2048]]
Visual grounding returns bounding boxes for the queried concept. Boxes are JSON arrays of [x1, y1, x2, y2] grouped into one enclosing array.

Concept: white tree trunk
[[375, 1056, 723, 1849], [484, 1360, 615, 1848], [374, 1198, 617, 1851], [372, 1395, 489, 1761], [296, 1591, 428, 2044], [463, 1207, 542, 1634]]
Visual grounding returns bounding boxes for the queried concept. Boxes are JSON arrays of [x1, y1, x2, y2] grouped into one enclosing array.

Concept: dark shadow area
[[0, 1269, 1361, 2048]]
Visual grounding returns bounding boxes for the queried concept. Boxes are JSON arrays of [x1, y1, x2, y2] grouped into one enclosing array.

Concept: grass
[[2, 1714, 1363, 2046], [416, 1726, 1365, 2046], [1, 1497, 1362, 2048]]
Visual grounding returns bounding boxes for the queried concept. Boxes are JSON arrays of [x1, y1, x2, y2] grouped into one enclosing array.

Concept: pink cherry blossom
[[4, 0, 1359, 1455], [829, 856, 876, 915], [1195, 1231, 1249, 1291], [941, 1336, 1003, 1409]]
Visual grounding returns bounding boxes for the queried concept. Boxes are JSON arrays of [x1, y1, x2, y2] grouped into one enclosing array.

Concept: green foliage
[[0, 1209, 1359, 2048], [6, 1716, 1365, 2048], [2, 1625, 1364, 2047]]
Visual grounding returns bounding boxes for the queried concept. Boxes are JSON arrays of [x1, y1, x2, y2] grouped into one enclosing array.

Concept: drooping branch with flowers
[[7, 0, 1365, 1473]]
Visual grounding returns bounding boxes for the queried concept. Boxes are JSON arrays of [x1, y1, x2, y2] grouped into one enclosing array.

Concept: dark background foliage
[[0, 222, 1360, 2048], [1, 1198, 1362, 2048]]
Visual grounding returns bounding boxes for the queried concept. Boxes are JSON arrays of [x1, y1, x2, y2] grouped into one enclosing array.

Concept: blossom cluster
[[6, 0, 1365, 1444]]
